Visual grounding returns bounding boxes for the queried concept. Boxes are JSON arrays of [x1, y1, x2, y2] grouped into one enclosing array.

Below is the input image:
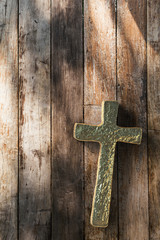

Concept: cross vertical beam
[[91, 143, 116, 227]]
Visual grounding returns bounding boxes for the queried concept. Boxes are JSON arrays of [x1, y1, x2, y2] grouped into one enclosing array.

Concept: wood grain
[[148, 1, 160, 239], [147, 0, 160, 131], [19, 0, 51, 238], [84, 0, 117, 239], [148, 130, 160, 240], [51, 1, 83, 239], [84, 0, 116, 105], [117, 0, 148, 239], [0, 0, 18, 238], [0, 1, 159, 239]]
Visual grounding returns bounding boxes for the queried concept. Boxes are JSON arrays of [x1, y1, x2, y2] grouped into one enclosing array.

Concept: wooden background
[[0, 0, 159, 239]]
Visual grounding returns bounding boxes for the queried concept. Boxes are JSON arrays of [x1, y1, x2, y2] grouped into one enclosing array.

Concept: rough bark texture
[[19, 0, 51, 238]]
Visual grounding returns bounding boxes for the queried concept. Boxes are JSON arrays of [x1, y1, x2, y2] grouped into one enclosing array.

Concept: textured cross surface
[[74, 101, 142, 227]]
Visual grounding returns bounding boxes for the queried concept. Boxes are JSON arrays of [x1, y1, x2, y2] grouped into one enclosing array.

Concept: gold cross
[[73, 101, 142, 227]]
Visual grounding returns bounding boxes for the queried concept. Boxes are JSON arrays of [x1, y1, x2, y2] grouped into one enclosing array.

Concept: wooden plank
[[148, 130, 160, 240], [147, 0, 160, 131], [51, 1, 83, 239], [148, 1, 160, 239], [19, 0, 51, 238], [84, 0, 116, 105], [84, 0, 117, 239], [117, 0, 148, 239], [0, 0, 18, 239]]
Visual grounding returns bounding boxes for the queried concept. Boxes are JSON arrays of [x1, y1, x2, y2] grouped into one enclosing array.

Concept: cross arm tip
[[117, 127, 143, 145], [73, 123, 79, 140], [137, 127, 142, 144], [73, 123, 86, 141], [131, 127, 143, 145]]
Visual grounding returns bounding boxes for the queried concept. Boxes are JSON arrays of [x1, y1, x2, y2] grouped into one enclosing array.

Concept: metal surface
[[74, 101, 142, 227]]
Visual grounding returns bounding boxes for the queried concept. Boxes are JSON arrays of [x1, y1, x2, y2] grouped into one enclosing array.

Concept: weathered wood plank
[[148, 1, 160, 239], [148, 130, 160, 240], [147, 0, 160, 131], [84, 0, 117, 239], [19, 0, 51, 238], [84, 0, 116, 105], [51, 1, 83, 239], [117, 0, 148, 239], [0, 0, 18, 239]]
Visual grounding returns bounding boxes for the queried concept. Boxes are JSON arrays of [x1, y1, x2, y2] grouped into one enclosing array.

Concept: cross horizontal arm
[[116, 127, 142, 144], [74, 123, 99, 142]]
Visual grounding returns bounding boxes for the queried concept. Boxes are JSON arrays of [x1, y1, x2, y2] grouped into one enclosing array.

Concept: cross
[[73, 101, 142, 227]]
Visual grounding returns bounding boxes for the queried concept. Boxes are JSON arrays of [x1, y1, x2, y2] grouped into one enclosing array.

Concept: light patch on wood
[[19, 0, 51, 238], [84, 0, 116, 105], [0, 0, 18, 239]]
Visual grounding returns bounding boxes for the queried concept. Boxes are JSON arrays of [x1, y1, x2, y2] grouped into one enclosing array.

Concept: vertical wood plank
[[148, 131, 160, 240], [117, 0, 148, 239], [148, 1, 160, 239], [51, 1, 83, 239], [0, 0, 18, 239], [84, 0, 116, 105], [19, 0, 51, 238], [84, 0, 117, 239], [147, 0, 160, 131]]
